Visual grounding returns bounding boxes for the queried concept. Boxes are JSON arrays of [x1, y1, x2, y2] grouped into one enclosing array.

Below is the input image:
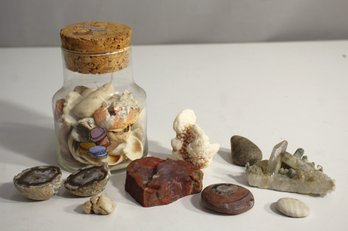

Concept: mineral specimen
[[246, 140, 335, 196], [64, 163, 110, 197], [230, 135, 262, 166], [276, 197, 309, 218], [13, 166, 62, 201], [201, 183, 254, 215], [171, 109, 220, 169], [83, 193, 116, 215], [125, 157, 203, 207]]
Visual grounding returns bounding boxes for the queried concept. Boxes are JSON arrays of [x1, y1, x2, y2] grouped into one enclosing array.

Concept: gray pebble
[[230, 135, 262, 166]]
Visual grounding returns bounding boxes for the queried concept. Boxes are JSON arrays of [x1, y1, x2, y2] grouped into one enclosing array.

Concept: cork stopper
[[60, 22, 132, 74]]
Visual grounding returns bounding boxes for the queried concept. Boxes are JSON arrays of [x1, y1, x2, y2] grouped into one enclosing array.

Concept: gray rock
[[231, 135, 262, 166]]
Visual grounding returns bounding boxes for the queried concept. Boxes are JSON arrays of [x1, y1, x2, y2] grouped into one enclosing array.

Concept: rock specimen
[[83, 193, 116, 215], [246, 140, 335, 196], [125, 157, 203, 207], [276, 197, 309, 218], [231, 135, 262, 166], [64, 163, 110, 197], [201, 183, 254, 215], [171, 109, 220, 168], [13, 166, 62, 201]]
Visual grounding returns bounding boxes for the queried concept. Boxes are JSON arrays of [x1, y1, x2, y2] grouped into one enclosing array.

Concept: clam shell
[[123, 134, 143, 160], [276, 197, 309, 218]]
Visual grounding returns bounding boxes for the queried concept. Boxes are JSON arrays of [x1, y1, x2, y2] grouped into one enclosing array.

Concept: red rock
[[125, 157, 203, 207]]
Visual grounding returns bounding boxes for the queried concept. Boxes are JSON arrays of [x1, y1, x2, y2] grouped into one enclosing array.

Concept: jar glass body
[[52, 48, 147, 172]]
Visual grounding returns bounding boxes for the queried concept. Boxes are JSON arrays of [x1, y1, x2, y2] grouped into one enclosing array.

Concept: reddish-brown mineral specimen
[[125, 157, 203, 207]]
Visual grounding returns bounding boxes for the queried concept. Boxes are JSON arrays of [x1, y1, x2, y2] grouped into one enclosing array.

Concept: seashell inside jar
[[53, 22, 147, 172]]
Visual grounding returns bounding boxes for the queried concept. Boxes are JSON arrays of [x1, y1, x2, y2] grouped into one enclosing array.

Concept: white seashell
[[276, 197, 309, 218], [171, 109, 220, 169], [123, 134, 143, 160], [83, 193, 116, 215], [72, 83, 114, 118], [102, 154, 124, 166], [62, 91, 82, 126]]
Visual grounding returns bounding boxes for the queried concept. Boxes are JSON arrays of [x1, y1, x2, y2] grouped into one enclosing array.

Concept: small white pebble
[[276, 197, 309, 218]]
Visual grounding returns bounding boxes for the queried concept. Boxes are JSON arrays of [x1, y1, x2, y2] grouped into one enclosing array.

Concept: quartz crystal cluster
[[171, 109, 220, 169], [246, 140, 335, 196]]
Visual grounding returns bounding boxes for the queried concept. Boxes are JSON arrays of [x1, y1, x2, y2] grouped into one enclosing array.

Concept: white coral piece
[[171, 109, 220, 169]]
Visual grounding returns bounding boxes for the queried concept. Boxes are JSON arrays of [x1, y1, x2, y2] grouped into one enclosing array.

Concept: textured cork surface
[[60, 21, 131, 52], [60, 21, 131, 74]]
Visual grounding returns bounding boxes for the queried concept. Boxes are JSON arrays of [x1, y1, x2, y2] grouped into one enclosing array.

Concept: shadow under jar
[[52, 22, 147, 172]]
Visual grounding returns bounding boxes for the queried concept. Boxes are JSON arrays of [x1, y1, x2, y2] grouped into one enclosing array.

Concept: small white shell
[[276, 197, 309, 218]]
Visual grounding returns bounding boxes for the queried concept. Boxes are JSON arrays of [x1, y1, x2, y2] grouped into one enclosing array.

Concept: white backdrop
[[1, 0, 348, 46]]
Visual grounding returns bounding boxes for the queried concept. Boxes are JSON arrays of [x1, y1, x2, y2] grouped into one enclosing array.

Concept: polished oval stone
[[89, 145, 107, 158], [276, 197, 309, 218], [201, 183, 254, 215], [231, 135, 262, 166]]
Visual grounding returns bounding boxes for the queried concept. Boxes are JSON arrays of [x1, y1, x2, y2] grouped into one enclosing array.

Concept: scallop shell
[[276, 197, 309, 218]]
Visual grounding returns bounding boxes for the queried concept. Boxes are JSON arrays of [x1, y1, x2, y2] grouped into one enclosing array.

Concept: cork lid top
[[60, 21, 132, 53]]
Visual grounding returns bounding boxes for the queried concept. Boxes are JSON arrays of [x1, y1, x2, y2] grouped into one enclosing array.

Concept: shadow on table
[[217, 147, 231, 164], [0, 100, 56, 165], [0, 182, 33, 202]]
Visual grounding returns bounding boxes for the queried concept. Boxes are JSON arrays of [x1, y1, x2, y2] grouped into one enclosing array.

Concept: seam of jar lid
[[61, 46, 130, 56]]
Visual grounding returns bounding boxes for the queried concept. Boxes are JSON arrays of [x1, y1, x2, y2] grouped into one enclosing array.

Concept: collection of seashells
[[54, 82, 146, 169]]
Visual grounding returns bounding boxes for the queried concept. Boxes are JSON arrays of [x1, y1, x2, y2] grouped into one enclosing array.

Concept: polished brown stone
[[201, 183, 254, 215]]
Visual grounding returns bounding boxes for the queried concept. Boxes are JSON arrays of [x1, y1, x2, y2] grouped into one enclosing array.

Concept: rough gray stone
[[231, 135, 262, 166]]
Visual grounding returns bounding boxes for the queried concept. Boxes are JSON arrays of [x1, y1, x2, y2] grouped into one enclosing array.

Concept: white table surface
[[0, 41, 347, 230]]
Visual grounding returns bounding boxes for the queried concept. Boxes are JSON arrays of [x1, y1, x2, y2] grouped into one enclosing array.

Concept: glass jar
[[52, 22, 147, 172]]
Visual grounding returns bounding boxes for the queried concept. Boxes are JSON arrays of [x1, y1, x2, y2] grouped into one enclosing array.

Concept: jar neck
[[61, 47, 135, 88]]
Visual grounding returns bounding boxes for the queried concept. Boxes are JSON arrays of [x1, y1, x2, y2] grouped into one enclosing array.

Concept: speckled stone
[[276, 197, 309, 218], [231, 135, 262, 166], [201, 183, 254, 215]]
